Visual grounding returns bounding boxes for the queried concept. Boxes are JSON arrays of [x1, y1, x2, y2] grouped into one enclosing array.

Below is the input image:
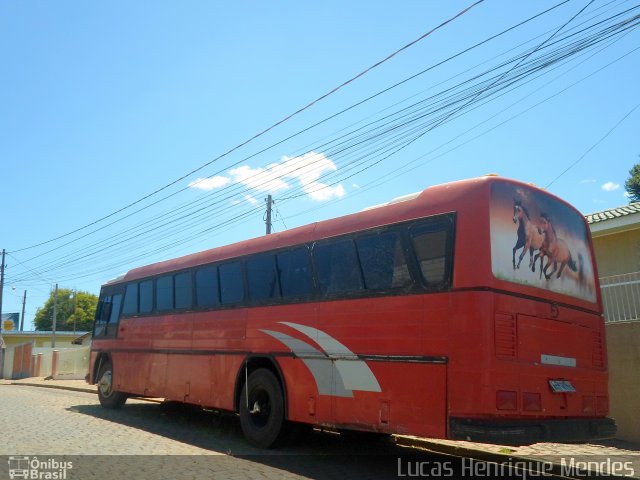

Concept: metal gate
[[12, 342, 33, 379]]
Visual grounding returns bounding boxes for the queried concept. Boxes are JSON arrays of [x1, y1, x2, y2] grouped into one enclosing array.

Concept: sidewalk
[[4, 377, 640, 477]]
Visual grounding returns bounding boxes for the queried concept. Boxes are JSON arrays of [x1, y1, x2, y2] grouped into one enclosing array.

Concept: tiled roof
[[585, 202, 640, 224]]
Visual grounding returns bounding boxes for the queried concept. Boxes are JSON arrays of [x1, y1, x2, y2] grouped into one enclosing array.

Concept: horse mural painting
[[492, 181, 596, 303], [535, 213, 583, 281], [512, 199, 544, 270]]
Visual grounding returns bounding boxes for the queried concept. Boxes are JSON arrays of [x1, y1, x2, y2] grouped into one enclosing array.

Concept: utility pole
[[20, 290, 27, 332], [52, 283, 58, 348], [72, 289, 77, 335], [0, 249, 5, 334], [265, 194, 274, 235], [0, 249, 5, 379]]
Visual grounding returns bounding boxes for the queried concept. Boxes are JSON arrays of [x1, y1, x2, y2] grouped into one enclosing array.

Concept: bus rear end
[[448, 178, 615, 444]]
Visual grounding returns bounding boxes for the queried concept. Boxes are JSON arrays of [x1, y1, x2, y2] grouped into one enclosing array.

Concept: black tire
[[96, 359, 127, 409], [239, 368, 285, 448]]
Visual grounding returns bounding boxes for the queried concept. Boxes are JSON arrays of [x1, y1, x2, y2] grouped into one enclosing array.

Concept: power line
[[8, 0, 580, 268], [7, 2, 639, 285], [546, 102, 640, 188], [10, 0, 485, 254]]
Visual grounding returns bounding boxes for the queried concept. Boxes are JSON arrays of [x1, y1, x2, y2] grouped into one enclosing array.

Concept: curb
[[394, 436, 640, 480], [9, 381, 96, 394], [395, 435, 512, 462], [7, 381, 163, 403]]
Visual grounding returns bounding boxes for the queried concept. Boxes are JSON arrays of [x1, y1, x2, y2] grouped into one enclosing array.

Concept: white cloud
[[305, 183, 346, 201], [188, 176, 231, 191], [601, 182, 620, 192], [228, 165, 290, 193], [244, 194, 259, 205], [276, 152, 345, 201], [187, 151, 345, 202]]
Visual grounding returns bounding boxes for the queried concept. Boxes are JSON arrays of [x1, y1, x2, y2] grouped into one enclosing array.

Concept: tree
[[33, 288, 98, 332], [625, 162, 640, 203]]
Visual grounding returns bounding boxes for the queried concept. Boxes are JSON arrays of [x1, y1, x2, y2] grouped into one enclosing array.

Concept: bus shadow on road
[[67, 401, 447, 480]]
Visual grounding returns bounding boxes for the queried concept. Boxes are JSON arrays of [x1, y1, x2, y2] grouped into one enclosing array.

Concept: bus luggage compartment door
[[332, 360, 447, 438]]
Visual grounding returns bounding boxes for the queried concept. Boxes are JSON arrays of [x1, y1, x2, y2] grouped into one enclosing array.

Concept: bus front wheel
[[96, 360, 127, 409], [239, 368, 285, 448]]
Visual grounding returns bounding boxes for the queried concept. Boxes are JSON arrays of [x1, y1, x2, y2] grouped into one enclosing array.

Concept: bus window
[[139, 280, 154, 313], [356, 231, 411, 290], [122, 283, 138, 315], [110, 294, 123, 325], [220, 262, 244, 305], [195, 266, 219, 307], [175, 271, 193, 309], [277, 247, 313, 298], [156, 275, 173, 311], [314, 239, 364, 295], [411, 222, 451, 288], [93, 295, 111, 336], [247, 254, 280, 302], [94, 292, 122, 338]]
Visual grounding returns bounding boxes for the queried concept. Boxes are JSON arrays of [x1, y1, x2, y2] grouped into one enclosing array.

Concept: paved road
[[0, 385, 455, 480]]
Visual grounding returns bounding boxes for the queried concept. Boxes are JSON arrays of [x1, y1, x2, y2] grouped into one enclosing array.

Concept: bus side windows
[[175, 272, 193, 309], [219, 262, 244, 305], [314, 239, 364, 295], [94, 296, 111, 336], [277, 247, 313, 298], [156, 275, 174, 311], [123, 283, 138, 315], [247, 254, 280, 302], [139, 280, 154, 313], [110, 294, 123, 325], [410, 220, 452, 288], [356, 231, 411, 290], [195, 266, 219, 307]]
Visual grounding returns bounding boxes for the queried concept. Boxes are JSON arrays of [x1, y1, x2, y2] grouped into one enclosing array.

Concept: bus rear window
[[490, 182, 597, 302]]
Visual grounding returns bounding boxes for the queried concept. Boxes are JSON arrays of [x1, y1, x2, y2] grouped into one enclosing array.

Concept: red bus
[[88, 175, 615, 447]]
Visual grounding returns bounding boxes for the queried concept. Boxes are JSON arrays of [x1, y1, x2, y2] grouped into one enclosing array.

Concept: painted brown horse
[[512, 199, 544, 270], [536, 214, 580, 280]]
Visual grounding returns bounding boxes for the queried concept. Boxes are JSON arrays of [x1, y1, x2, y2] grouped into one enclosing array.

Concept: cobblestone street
[[0, 384, 442, 480], [3, 383, 640, 480]]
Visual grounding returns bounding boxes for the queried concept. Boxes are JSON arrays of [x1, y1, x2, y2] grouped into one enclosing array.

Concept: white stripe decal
[[280, 322, 382, 394], [260, 329, 352, 397]]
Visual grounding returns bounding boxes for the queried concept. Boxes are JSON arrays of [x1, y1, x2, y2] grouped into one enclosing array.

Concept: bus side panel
[[145, 353, 167, 398], [278, 356, 333, 426], [111, 350, 128, 392], [124, 351, 150, 395], [165, 354, 195, 402], [332, 362, 447, 437], [185, 354, 244, 410], [210, 354, 245, 411]]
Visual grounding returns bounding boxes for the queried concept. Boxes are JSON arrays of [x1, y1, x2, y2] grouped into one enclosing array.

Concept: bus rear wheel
[[239, 368, 285, 448], [96, 360, 127, 409]]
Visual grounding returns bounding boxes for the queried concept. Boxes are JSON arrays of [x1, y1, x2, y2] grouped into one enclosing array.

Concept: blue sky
[[1, 1, 638, 330]]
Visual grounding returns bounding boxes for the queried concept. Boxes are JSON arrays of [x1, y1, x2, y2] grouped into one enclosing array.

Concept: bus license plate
[[549, 379, 576, 393]]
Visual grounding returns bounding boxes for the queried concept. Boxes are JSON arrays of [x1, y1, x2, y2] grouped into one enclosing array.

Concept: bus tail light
[[582, 395, 594, 413], [523, 392, 541, 412], [496, 390, 517, 411], [596, 396, 609, 415]]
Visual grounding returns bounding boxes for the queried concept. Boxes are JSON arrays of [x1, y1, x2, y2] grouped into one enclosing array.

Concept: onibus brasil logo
[[8, 457, 73, 479]]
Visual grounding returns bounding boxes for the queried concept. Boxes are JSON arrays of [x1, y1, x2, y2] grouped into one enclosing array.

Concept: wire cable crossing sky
[[1, 0, 637, 329]]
